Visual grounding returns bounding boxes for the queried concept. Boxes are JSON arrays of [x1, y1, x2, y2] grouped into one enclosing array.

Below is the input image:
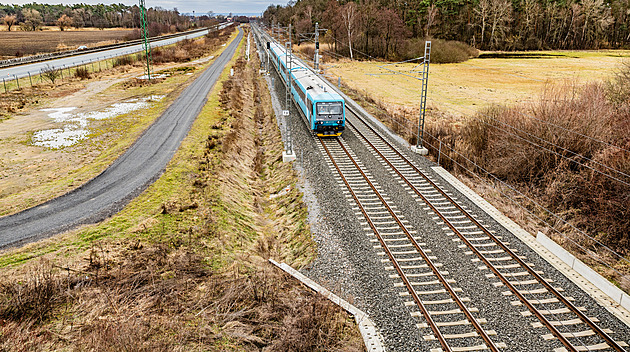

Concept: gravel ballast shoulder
[[263, 52, 630, 351]]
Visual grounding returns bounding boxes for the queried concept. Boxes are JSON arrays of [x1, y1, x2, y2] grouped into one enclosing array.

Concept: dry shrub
[[75, 66, 90, 79], [124, 28, 142, 41], [113, 55, 135, 67], [151, 27, 236, 65], [452, 79, 630, 254], [403, 37, 479, 63], [0, 263, 67, 323], [196, 268, 361, 352], [606, 60, 630, 105], [296, 43, 315, 59]]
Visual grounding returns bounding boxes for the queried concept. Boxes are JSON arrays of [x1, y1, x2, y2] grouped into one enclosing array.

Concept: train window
[[317, 102, 343, 115]]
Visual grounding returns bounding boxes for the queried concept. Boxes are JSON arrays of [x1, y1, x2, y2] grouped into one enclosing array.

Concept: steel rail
[[321, 137, 501, 352], [345, 110, 626, 352]]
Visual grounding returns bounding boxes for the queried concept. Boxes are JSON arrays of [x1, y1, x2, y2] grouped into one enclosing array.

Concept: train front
[[313, 95, 345, 137]]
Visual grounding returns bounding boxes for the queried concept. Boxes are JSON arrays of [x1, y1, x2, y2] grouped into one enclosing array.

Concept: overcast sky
[[3, 0, 282, 15]]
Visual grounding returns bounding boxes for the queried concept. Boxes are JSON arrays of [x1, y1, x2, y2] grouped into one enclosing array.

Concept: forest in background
[[0, 3, 218, 37], [264, 0, 630, 60]]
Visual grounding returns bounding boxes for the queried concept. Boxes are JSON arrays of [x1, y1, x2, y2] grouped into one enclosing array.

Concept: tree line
[[263, 0, 630, 58], [0, 3, 212, 35]]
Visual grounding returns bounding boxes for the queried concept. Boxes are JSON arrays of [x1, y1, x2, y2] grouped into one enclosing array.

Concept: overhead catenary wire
[[419, 126, 630, 285], [370, 66, 630, 187], [297, 32, 630, 279], [333, 57, 630, 281], [438, 62, 630, 155]]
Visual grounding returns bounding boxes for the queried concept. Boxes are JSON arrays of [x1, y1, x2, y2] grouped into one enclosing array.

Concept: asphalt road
[[0, 28, 244, 250], [1, 23, 233, 81]]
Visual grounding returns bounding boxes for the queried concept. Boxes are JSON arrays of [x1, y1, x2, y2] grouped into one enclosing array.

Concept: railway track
[[253, 23, 629, 350], [340, 107, 629, 352], [318, 136, 507, 352]]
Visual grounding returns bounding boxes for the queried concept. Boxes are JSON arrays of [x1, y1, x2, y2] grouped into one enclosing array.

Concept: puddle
[[33, 95, 165, 148]]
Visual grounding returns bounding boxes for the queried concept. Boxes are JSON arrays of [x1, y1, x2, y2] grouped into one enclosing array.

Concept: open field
[[324, 50, 630, 124], [0, 29, 134, 57]]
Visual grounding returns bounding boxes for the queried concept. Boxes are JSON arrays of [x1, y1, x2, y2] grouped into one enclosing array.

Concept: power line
[[314, 39, 630, 289], [419, 127, 630, 285], [434, 63, 630, 155], [366, 66, 630, 186]]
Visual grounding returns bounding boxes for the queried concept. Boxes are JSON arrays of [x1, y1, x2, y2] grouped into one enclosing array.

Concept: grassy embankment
[[0, 28, 237, 215], [326, 50, 630, 291], [0, 29, 363, 351]]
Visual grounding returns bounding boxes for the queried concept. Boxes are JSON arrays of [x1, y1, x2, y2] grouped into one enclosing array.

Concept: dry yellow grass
[[324, 50, 630, 121]]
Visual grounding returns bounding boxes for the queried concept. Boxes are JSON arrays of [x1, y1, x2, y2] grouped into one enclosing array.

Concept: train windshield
[[317, 102, 343, 115]]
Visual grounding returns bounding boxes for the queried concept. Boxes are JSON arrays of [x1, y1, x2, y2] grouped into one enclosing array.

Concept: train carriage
[[268, 42, 345, 137]]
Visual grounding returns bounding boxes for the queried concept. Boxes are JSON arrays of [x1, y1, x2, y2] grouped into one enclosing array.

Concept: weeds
[[151, 28, 236, 65], [113, 55, 135, 67], [41, 65, 62, 84], [0, 262, 67, 323]]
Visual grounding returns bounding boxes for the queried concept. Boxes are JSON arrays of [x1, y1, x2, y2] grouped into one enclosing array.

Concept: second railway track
[[318, 135, 506, 352], [340, 107, 629, 352], [255, 24, 630, 349]]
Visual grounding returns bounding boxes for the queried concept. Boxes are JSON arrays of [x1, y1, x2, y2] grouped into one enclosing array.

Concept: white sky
[[2, 0, 282, 15]]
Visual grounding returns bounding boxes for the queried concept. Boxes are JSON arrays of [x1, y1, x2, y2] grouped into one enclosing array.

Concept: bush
[[74, 66, 90, 79], [113, 55, 135, 67], [606, 60, 630, 105], [447, 80, 630, 253], [403, 37, 479, 64], [123, 29, 141, 41]]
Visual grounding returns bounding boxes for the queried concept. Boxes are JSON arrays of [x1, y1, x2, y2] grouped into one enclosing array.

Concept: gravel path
[[0, 29, 244, 249]]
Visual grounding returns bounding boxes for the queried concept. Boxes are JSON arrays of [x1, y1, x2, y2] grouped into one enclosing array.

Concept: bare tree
[[488, 0, 512, 49], [340, 2, 358, 60], [3, 14, 16, 31], [425, 4, 439, 37], [580, 0, 613, 48], [474, 0, 491, 47], [57, 14, 73, 31], [22, 8, 43, 31], [520, 0, 540, 46], [42, 65, 61, 85]]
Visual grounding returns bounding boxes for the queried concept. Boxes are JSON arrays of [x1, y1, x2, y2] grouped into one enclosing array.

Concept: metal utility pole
[[284, 24, 292, 110], [282, 23, 296, 162], [314, 22, 320, 72], [413, 41, 431, 155], [139, 0, 152, 81]]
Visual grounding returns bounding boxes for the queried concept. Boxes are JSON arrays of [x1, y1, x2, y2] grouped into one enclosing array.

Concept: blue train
[[267, 41, 345, 137]]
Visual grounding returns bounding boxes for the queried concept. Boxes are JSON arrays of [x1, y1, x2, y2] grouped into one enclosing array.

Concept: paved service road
[[0, 28, 244, 249], [1, 23, 233, 81]]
